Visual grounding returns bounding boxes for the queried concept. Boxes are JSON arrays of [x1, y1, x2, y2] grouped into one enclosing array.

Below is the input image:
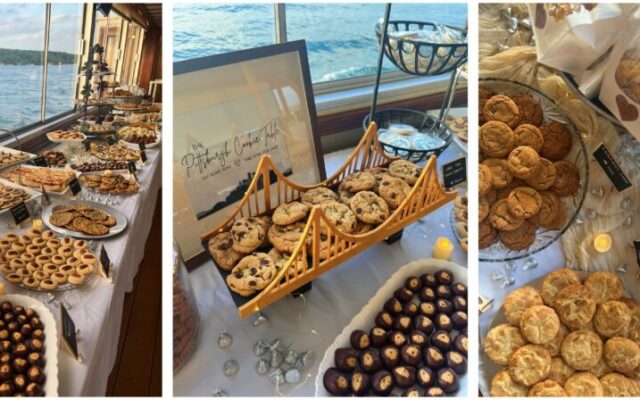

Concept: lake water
[[0, 63, 77, 131], [173, 3, 468, 83]]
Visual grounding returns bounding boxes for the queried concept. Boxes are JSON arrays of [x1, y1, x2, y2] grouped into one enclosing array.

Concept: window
[[94, 11, 124, 82], [172, 3, 467, 86], [121, 23, 144, 85], [173, 3, 275, 62], [46, 3, 84, 119], [0, 4, 47, 132]]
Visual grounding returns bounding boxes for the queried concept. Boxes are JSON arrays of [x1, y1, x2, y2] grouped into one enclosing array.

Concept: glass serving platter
[[478, 78, 589, 263]]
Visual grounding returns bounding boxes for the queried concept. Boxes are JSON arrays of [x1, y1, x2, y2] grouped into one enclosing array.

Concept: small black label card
[[140, 150, 147, 163], [138, 142, 146, 151], [442, 157, 467, 189], [83, 140, 91, 151], [100, 244, 111, 278], [10, 202, 30, 225], [68, 177, 81, 196], [128, 161, 137, 174], [60, 304, 79, 360], [31, 156, 47, 167], [634, 240, 640, 270], [593, 143, 631, 192], [106, 136, 116, 146]]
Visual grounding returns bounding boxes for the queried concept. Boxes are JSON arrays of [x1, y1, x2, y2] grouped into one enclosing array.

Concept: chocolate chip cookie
[[526, 158, 556, 190], [378, 175, 411, 209], [551, 161, 580, 197], [507, 186, 542, 219], [489, 199, 524, 232], [388, 160, 422, 186], [231, 217, 267, 253], [301, 187, 339, 206], [483, 95, 520, 128], [540, 122, 573, 161], [268, 221, 309, 253], [226, 252, 277, 297], [513, 95, 544, 127], [507, 146, 541, 179], [514, 124, 544, 153], [368, 167, 392, 192], [319, 201, 358, 233], [208, 232, 243, 271], [479, 121, 516, 158], [272, 201, 310, 225], [483, 159, 513, 189], [499, 219, 537, 251], [340, 171, 376, 192], [350, 191, 390, 225]]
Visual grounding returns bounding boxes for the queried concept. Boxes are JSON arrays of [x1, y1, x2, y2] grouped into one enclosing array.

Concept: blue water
[[0, 63, 77, 131], [173, 3, 467, 83]]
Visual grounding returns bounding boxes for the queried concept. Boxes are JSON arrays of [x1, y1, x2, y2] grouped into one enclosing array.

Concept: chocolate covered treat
[[334, 347, 357, 372], [350, 329, 370, 350], [350, 370, 371, 396], [371, 370, 394, 396], [359, 348, 383, 374], [323, 368, 350, 396]]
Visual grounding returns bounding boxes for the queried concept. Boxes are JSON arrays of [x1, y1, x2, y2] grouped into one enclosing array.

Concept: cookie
[[519, 305, 561, 344], [554, 283, 597, 330], [319, 201, 358, 232], [564, 372, 603, 396], [528, 380, 567, 396], [503, 286, 544, 325], [508, 344, 551, 385], [340, 171, 376, 192], [230, 217, 267, 254], [603, 337, 640, 374], [540, 122, 573, 161], [526, 158, 557, 191], [540, 268, 580, 306], [377, 175, 410, 209], [479, 197, 490, 221], [483, 159, 513, 189], [589, 355, 613, 378], [514, 124, 544, 152], [489, 199, 524, 232], [548, 357, 575, 386], [483, 95, 521, 128], [594, 301, 631, 338], [507, 186, 542, 219], [49, 212, 75, 227], [551, 161, 580, 197], [388, 160, 422, 186], [508, 146, 541, 180], [498, 219, 537, 251], [479, 121, 516, 158], [546, 201, 568, 230], [272, 201, 309, 226], [543, 322, 569, 357], [484, 324, 526, 365], [513, 95, 544, 127], [479, 88, 494, 125], [584, 271, 624, 305], [208, 232, 243, 271], [349, 191, 389, 225], [267, 221, 308, 254], [479, 220, 498, 249], [479, 164, 493, 195], [338, 189, 355, 205], [490, 369, 529, 397], [226, 252, 277, 297], [600, 372, 638, 396], [301, 187, 338, 206], [561, 330, 603, 370]]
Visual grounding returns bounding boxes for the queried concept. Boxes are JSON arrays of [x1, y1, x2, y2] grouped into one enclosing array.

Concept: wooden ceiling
[[138, 3, 162, 28]]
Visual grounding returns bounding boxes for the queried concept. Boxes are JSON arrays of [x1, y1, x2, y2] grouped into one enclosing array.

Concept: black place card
[[68, 177, 81, 196], [60, 304, 79, 360], [593, 143, 631, 192], [31, 156, 47, 167], [106, 136, 116, 146], [138, 142, 146, 151], [40, 186, 49, 205], [83, 140, 91, 151], [634, 240, 640, 270], [127, 161, 137, 174], [10, 202, 30, 225], [100, 244, 111, 278], [140, 150, 147, 163], [442, 157, 467, 189]]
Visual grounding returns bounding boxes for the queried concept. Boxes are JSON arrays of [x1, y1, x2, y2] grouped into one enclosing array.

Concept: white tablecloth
[[0, 146, 162, 396], [174, 138, 468, 396]]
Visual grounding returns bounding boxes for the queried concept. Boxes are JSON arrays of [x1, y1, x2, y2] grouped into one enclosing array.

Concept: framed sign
[[173, 40, 325, 259]]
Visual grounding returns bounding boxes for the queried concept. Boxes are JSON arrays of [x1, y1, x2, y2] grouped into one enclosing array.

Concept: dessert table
[[0, 143, 162, 396], [173, 126, 468, 396]]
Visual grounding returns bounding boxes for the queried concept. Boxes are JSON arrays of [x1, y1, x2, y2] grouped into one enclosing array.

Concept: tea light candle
[[593, 233, 612, 253], [32, 219, 43, 230], [433, 237, 454, 260]]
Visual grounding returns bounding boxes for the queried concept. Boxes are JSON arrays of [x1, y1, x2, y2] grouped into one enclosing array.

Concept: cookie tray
[[315, 258, 468, 396], [0, 177, 42, 217], [201, 122, 457, 318]]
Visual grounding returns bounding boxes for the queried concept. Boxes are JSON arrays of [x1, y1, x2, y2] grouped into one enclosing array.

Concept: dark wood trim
[[317, 87, 467, 137], [185, 250, 211, 272], [138, 28, 161, 93]]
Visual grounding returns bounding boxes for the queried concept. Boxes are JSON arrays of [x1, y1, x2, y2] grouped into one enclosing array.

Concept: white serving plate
[[118, 131, 161, 149], [0, 146, 36, 170], [46, 131, 86, 144], [478, 272, 640, 396], [1, 165, 80, 195], [315, 258, 468, 397], [0, 177, 41, 216], [0, 294, 58, 396], [42, 199, 128, 239]]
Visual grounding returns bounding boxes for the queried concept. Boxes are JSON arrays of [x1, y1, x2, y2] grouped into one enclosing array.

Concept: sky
[[0, 3, 83, 54]]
